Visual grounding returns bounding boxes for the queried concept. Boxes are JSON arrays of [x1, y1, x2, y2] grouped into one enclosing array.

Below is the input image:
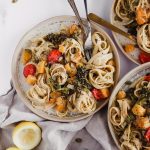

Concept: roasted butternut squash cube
[[107, 59, 115, 66], [100, 88, 110, 99], [65, 63, 77, 76], [59, 45, 65, 53], [37, 61, 46, 74], [49, 98, 56, 104], [55, 104, 66, 112], [55, 97, 67, 112], [132, 104, 146, 117], [136, 7, 148, 25], [21, 49, 32, 64], [50, 91, 61, 99], [117, 90, 126, 99], [136, 117, 150, 129], [26, 75, 37, 85], [124, 44, 135, 53], [69, 24, 79, 34]]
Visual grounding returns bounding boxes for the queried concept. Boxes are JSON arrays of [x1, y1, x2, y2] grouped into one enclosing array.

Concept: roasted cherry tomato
[[92, 88, 103, 100], [144, 75, 150, 81], [47, 49, 62, 64], [139, 52, 150, 64], [145, 128, 150, 142], [23, 64, 36, 78]]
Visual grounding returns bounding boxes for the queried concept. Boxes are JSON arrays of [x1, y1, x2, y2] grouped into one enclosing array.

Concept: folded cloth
[[0, 83, 117, 150]]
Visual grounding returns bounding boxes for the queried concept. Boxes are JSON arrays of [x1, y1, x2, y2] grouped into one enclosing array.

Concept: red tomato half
[[139, 52, 150, 64], [144, 75, 150, 81], [23, 64, 36, 78], [47, 49, 62, 64], [92, 88, 103, 100], [145, 128, 150, 142]]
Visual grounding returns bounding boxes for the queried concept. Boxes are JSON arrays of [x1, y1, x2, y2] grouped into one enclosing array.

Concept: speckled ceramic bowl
[[12, 16, 120, 122], [111, 0, 144, 65], [108, 62, 150, 149]]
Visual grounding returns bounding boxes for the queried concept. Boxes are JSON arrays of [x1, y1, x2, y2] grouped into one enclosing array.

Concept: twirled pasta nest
[[137, 24, 150, 53]]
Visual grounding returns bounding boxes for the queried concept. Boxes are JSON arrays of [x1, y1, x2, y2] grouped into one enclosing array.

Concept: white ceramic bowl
[[12, 16, 120, 122], [108, 62, 150, 149], [111, 0, 142, 65]]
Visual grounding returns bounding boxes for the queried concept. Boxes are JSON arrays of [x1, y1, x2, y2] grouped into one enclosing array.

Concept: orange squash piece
[[21, 49, 32, 64], [136, 7, 148, 25], [26, 75, 37, 85], [124, 44, 135, 53]]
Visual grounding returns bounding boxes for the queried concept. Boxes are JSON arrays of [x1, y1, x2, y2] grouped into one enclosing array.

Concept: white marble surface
[[0, 0, 137, 95]]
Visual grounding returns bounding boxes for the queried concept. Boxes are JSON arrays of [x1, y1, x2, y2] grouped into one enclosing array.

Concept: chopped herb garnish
[[76, 67, 92, 90], [126, 114, 135, 124], [44, 33, 68, 46], [125, 81, 132, 85], [126, 88, 138, 102]]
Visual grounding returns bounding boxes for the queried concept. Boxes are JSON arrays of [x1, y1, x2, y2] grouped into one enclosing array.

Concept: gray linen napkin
[[0, 83, 117, 150]]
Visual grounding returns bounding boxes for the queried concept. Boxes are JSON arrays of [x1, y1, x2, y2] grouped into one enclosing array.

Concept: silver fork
[[83, 0, 93, 58], [67, 0, 92, 61]]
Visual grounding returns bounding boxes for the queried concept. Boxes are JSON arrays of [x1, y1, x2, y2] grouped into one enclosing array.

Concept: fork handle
[[84, 0, 89, 21], [67, 0, 85, 32]]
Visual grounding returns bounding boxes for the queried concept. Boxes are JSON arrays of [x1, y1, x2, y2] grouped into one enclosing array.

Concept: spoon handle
[[88, 13, 136, 42], [84, 0, 89, 21], [67, 0, 85, 32]]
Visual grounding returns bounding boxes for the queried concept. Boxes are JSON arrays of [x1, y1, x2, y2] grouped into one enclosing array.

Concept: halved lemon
[[12, 122, 42, 150], [6, 147, 20, 150]]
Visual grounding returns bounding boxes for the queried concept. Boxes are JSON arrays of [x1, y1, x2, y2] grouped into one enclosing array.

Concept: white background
[[0, 0, 136, 95]]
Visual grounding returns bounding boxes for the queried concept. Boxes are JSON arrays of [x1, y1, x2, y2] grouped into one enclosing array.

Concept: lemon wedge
[[12, 122, 42, 150], [6, 147, 20, 150]]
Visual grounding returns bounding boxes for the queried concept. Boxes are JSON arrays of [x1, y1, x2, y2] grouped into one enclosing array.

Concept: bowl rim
[[11, 15, 120, 122], [110, 0, 140, 65], [107, 62, 150, 149]]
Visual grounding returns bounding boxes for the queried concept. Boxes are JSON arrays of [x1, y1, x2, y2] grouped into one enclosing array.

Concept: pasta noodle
[[67, 93, 78, 112], [61, 38, 84, 64], [109, 99, 130, 127], [30, 38, 54, 60], [76, 91, 96, 114], [50, 63, 68, 85], [115, 0, 138, 24], [137, 0, 150, 9], [26, 75, 53, 110], [89, 65, 115, 89], [88, 49, 113, 66], [92, 32, 110, 55], [137, 24, 150, 53]]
